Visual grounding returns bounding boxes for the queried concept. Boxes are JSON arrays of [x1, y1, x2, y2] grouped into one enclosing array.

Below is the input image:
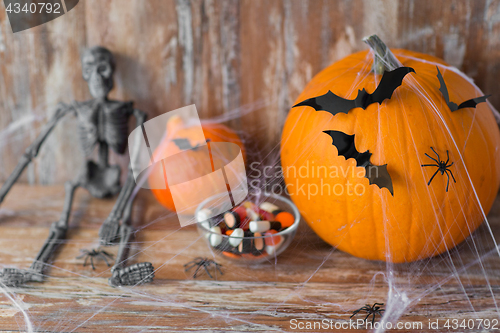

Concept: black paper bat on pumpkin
[[323, 130, 394, 195], [172, 138, 211, 151], [293, 67, 415, 116], [172, 138, 200, 151], [436, 66, 490, 112]]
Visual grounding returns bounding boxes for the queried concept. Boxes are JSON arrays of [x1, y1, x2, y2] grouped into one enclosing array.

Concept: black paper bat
[[293, 67, 415, 116], [436, 66, 490, 112], [323, 130, 394, 195], [172, 138, 211, 151], [172, 138, 201, 151]]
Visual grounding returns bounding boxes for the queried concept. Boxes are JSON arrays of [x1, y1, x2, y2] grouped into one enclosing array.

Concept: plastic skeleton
[[0, 47, 154, 287]]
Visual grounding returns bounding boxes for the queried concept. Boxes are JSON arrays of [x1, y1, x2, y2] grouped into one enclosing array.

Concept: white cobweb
[[0, 49, 500, 333]]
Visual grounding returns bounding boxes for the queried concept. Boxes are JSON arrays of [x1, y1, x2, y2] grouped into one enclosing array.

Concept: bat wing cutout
[[365, 164, 393, 195], [323, 130, 394, 195], [293, 67, 415, 116], [436, 66, 490, 112], [172, 138, 200, 151]]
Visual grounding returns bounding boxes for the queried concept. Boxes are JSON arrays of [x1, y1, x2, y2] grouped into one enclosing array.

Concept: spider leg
[[184, 262, 198, 271], [364, 312, 371, 322], [350, 309, 362, 318], [83, 255, 89, 267], [371, 313, 376, 325], [351, 306, 370, 318], [98, 253, 111, 267], [203, 264, 214, 279], [424, 153, 439, 164], [448, 169, 456, 183], [184, 260, 198, 267], [192, 264, 203, 278], [215, 263, 223, 275], [445, 171, 450, 192], [76, 250, 88, 259], [445, 150, 450, 164], [421, 164, 439, 167], [427, 169, 440, 186], [90, 256, 96, 271], [183, 260, 195, 267], [184, 258, 202, 269], [430, 147, 440, 160], [100, 250, 114, 259], [184, 258, 203, 267]]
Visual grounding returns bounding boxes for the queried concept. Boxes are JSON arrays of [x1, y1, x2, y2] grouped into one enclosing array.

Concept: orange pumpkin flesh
[[149, 119, 245, 214], [281, 48, 500, 263]]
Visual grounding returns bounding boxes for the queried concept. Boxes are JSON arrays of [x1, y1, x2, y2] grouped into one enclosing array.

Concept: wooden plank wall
[[0, 0, 499, 184]]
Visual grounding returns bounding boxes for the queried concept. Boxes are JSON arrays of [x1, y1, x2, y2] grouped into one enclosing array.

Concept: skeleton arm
[[0, 103, 74, 204], [99, 108, 147, 244]]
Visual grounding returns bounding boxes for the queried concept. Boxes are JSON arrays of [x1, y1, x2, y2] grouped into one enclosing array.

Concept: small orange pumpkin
[[149, 116, 245, 214], [281, 35, 500, 262]]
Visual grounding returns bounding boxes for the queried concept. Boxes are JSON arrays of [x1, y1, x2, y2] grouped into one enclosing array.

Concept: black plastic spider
[[421, 147, 456, 192], [76, 248, 114, 270], [350, 302, 385, 324], [184, 257, 223, 279]]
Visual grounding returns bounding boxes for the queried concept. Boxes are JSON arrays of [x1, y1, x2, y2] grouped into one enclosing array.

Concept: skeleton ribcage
[[77, 101, 133, 156]]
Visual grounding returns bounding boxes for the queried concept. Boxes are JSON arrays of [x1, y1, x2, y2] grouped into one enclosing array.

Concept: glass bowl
[[195, 192, 301, 264]]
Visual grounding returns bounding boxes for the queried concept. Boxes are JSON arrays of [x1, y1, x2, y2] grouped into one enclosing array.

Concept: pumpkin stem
[[363, 34, 401, 74]]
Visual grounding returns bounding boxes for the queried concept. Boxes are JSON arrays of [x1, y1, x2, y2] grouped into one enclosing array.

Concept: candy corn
[[202, 199, 295, 258]]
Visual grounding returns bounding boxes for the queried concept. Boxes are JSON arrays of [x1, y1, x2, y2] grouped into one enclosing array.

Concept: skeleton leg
[[0, 179, 80, 286], [108, 200, 154, 287], [113, 201, 134, 271], [99, 109, 146, 245], [98, 165, 136, 244]]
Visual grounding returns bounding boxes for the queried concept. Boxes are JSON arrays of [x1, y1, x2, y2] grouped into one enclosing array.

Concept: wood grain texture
[[1, 0, 500, 184], [0, 185, 500, 332]]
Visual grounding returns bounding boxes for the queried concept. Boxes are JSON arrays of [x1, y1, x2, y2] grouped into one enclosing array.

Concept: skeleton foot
[[0, 268, 43, 287], [108, 262, 154, 287], [99, 217, 121, 245]]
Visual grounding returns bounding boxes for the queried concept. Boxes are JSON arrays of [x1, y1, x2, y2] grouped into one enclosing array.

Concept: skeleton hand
[[99, 215, 121, 245], [0, 268, 43, 287], [54, 102, 70, 117]]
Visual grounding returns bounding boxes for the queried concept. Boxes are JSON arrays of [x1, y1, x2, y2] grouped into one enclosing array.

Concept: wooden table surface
[[1, 184, 500, 332]]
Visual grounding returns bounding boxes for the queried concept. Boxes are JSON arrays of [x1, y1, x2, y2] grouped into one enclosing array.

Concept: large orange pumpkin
[[149, 116, 245, 214], [281, 36, 500, 263]]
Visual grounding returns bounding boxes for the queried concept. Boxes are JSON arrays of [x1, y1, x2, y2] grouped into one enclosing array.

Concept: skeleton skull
[[81, 46, 115, 99]]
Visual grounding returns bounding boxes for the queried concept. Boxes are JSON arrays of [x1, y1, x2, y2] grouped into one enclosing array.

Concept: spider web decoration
[[1, 49, 500, 333]]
